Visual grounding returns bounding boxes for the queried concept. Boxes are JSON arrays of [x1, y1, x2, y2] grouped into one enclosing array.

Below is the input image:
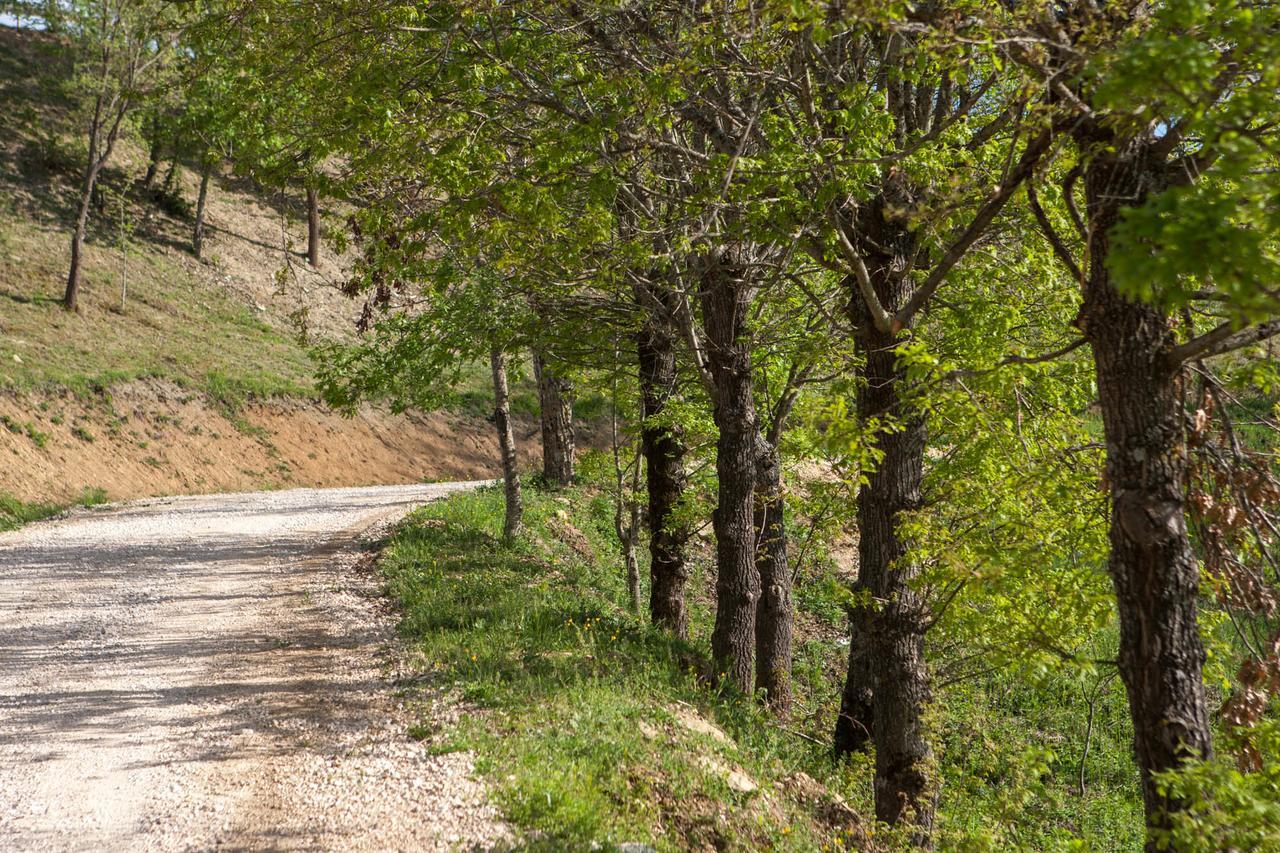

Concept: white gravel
[[0, 483, 510, 851]]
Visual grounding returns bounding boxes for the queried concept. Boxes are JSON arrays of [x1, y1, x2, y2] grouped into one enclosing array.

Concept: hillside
[[0, 24, 539, 504]]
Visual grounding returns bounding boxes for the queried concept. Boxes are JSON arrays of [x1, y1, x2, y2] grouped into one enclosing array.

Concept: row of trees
[[22, 0, 1277, 847], [219, 2, 1280, 848]]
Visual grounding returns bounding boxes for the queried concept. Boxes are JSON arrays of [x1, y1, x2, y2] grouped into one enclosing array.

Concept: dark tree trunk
[[699, 250, 759, 693], [193, 162, 212, 260], [858, 321, 933, 839], [142, 122, 162, 190], [162, 158, 178, 195], [1080, 148, 1212, 845], [835, 598, 875, 753], [306, 186, 320, 267], [490, 346, 523, 542], [754, 435, 792, 712], [533, 350, 575, 488], [835, 225, 936, 841], [64, 162, 99, 312], [636, 287, 690, 637]]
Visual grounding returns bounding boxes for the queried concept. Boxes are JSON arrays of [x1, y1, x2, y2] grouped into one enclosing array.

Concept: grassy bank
[[379, 466, 1146, 850], [0, 486, 107, 532]]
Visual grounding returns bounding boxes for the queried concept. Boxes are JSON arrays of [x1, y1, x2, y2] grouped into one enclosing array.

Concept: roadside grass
[[0, 209, 317, 397], [0, 485, 107, 531], [381, 481, 864, 851], [380, 464, 1147, 850]]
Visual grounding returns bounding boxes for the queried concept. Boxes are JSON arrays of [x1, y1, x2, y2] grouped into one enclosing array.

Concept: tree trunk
[[623, 536, 642, 613], [64, 162, 98, 311], [637, 288, 690, 637], [836, 244, 936, 841], [490, 346, 523, 542], [533, 350, 575, 487], [162, 158, 178, 195], [699, 250, 759, 693], [1080, 149, 1212, 846], [193, 162, 212, 260], [754, 435, 792, 712], [142, 123, 162, 189], [306, 186, 320, 267]]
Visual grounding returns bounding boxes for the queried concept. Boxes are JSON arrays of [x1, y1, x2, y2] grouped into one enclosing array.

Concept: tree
[[1000, 1, 1280, 842], [61, 0, 179, 311], [533, 349, 575, 488]]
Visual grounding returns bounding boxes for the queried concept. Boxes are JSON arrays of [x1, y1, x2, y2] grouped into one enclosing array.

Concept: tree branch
[[1169, 318, 1280, 367]]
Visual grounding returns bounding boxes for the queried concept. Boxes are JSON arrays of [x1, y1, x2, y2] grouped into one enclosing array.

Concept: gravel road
[[0, 483, 509, 851]]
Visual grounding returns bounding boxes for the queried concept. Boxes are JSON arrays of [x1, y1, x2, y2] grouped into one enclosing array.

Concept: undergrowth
[[379, 463, 1148, 850]]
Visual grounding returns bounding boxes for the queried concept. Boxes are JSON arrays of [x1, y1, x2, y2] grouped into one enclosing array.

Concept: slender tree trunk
[[193, 162, 212, 260], [699, 250, 759, 692], [490, 346, 523, 542], [1081, 150, 1212, 846], [64, 162, 99, 312], [754, 435, 792, 712], [637, 288, 690, 637], [162, 158, 178, 195], [142, 120, 162, 189], [836, 251, 936, 842], [622, 529, 642, 613], [533, 350, 575, 487], [306, 186, 320, 267]]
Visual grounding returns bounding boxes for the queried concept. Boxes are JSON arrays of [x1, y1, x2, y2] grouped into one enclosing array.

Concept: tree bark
[[858, 321, 934, 840], [835, 221, 937, 840], [306, 186, 320, 267], [636, 287, 690, 637], [490, 346, 523, 542], [1080, 147, 1212, 845], [533, 350, 575, 488], [64, 161, 99, 312], [192, 162, 212, 260], [754, 435, 792, 712], [699, 250, 759, 693]]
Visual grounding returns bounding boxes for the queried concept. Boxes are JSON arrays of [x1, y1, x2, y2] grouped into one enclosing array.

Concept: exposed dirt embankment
[[0, 380, 557, 503]]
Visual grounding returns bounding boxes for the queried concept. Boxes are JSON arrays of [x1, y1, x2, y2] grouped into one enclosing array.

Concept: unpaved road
[[0, 484, 508, 851]]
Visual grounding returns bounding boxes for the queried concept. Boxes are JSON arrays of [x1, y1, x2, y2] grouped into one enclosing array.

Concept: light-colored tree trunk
[[192, 162, 212, 260], [306, 186, 320, 267], [490, 346, 523, 541]]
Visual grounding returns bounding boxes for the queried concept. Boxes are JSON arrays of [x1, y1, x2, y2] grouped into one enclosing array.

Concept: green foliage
[[1153, 721, 1280, 852], [381, 483, 852, 850], [0, 485, 108, 532]]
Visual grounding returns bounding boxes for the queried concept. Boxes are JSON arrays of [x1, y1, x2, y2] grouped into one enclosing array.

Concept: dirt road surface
[[0, 484, 508, 851]]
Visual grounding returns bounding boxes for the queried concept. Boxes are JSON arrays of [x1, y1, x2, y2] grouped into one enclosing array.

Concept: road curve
[[0, 483, 506, 851]]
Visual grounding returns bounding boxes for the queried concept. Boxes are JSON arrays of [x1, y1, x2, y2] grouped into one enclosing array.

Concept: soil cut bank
[[0, 379, 566, 503]]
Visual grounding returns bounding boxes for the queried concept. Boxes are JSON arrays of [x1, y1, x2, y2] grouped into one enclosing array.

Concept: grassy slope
[[0, 26, 318, 397], [381, 461, 1147, 851], [0, 485, 106, 531]]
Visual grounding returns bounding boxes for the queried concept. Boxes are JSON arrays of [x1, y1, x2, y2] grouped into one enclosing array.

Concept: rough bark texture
[[490, 346, 523, 542], [636, 288, 690, 638], [306, 187, 321, 268], [1080, 146, 1212, 844], [858, 321, 933, 839], [753, 435, 792, 712], [533, 350, 576, 488], [699, 250, 759, 693], [834, 193, 937, 841], [193, 164, 212, 261]]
